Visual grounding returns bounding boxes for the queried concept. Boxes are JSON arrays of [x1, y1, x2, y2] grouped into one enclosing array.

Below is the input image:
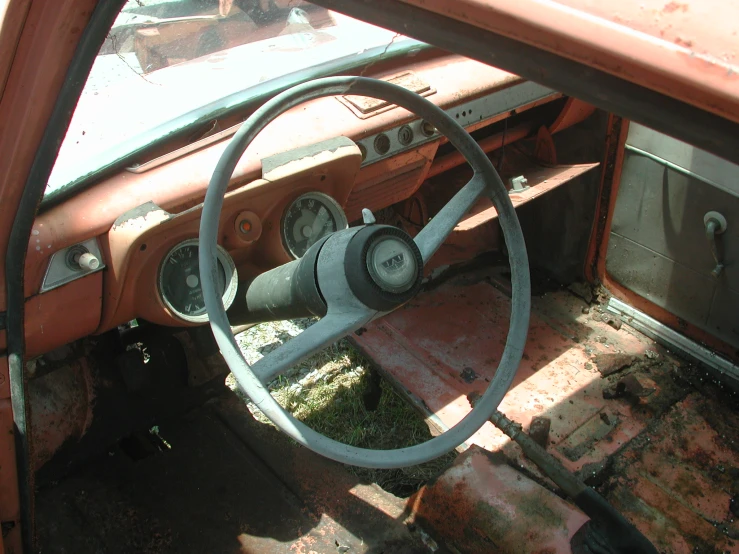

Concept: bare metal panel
[[610, 153, 739, 284], [627, 124, 739, 198], [607, 233, 714, 329], [607, 124, 739, 349]]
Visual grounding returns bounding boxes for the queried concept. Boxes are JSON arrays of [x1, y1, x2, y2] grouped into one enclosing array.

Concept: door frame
[[0, 1, 123, 549]]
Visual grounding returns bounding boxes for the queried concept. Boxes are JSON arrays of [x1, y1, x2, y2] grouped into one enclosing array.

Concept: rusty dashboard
[[22, 53, 570, 357]]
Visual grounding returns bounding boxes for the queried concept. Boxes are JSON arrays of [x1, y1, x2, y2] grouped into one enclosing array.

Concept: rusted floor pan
[[35, 395, 427, 553], [352, 267, 739, 553], [35, 269, 739, 553]]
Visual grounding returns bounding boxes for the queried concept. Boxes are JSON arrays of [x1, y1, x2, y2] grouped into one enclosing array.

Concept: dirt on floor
[[229, 318, 456, 497]]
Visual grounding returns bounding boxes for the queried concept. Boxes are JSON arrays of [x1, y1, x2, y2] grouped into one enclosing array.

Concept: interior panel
[[606, 123, 739, 349]]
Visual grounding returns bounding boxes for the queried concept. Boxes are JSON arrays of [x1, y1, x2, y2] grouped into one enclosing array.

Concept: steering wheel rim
[[199, 76, 530, 469]]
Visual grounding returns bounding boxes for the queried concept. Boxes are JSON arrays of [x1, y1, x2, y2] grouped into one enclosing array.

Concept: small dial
[[281, 192, 348, 258], [158, 239, 238, 323]]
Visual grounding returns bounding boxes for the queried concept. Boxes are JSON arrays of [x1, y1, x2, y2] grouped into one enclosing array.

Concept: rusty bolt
[[528, 416, 551, 448]]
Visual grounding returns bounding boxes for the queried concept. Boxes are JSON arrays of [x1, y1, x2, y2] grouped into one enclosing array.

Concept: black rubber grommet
[[344, 225, 423, 311]]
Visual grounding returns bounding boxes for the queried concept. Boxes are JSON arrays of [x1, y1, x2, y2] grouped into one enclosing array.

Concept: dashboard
[[23, 53, 566, 357]]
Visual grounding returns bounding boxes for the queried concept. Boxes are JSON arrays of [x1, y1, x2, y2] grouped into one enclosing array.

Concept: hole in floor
[[231, 320, 457, 497]]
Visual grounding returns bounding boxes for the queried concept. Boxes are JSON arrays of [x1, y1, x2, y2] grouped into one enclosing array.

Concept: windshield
[[46, 0, 423, 200]]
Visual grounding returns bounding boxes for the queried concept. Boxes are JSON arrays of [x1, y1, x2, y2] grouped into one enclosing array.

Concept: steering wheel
[[199, 76, 530, 469]]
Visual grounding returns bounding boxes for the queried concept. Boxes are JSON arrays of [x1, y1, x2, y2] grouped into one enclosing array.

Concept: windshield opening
[[46, 0, 423, 200]]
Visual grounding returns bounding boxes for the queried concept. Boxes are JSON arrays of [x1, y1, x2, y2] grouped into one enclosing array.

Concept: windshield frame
[[41, 36, 430, 210]]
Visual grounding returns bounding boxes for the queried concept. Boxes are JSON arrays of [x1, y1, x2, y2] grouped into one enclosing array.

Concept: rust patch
[[408, 449, 588, 552], [593, 352, 636, 376], [663, 1, 689, 13], [29, 358, 95, 469], [600, 392, 739, 552]]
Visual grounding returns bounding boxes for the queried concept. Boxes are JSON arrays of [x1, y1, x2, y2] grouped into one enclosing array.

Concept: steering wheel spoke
[[251, 309, 375, 384], [413, 172, 487, 264]]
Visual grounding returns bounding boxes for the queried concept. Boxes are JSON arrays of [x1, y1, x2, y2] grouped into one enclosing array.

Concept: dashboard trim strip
[[357, 81, 557, 167]]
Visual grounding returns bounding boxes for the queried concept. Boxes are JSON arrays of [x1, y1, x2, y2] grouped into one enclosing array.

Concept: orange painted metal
[[433, 92, 563, 148], [24, 274, 103, 358], [548, 97, 597, 135], [398, 0, 739, 125], [0, 2, 100, 550], [28, 358, 95, 470], [20, 56, 554, 353], [97, 142, 360, 332], [594, 120, 629, 286], [30, 56, 527, 277], [353, 274, 730, 550], [0, 0, 32, 96], [352, 281, 663, 473], [583, 115, 628, 284], [464, 163, 601, 223], [0, 356, 9, 401], [604, 393, 739, 553], [344, 143, 437, 222], [0, 0, 99, 310], [408, 447, 589, 552]]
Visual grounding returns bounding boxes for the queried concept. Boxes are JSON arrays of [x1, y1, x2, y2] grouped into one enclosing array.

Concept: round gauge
[[281, 192, 348, 258], [158, 239, 238, 323]]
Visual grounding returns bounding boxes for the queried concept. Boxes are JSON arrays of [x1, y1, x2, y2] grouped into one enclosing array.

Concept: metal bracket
[[508, 175, 529, 194], [607, 297, 739, 385]]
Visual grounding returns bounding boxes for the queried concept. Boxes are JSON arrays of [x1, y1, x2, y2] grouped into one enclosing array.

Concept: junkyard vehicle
[[1, 0, 738, 552]]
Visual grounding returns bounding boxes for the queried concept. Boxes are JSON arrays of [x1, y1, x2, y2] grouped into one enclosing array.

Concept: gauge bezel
[[281, 191, 348, 259], [158, 238, 238, 323]]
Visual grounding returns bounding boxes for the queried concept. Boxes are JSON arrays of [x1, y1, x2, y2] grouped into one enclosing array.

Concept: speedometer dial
[[281, 192, 348, 258], [158, 239, 238, 323]]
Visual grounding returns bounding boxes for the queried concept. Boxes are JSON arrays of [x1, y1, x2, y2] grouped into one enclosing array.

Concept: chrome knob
[[704, 211, 727, 278]]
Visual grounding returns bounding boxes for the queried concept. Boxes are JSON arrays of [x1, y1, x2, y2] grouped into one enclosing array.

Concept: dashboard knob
[[77, 252, 100, 270], [362, 208, 376, 225], [234, 210, 262, 244]]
